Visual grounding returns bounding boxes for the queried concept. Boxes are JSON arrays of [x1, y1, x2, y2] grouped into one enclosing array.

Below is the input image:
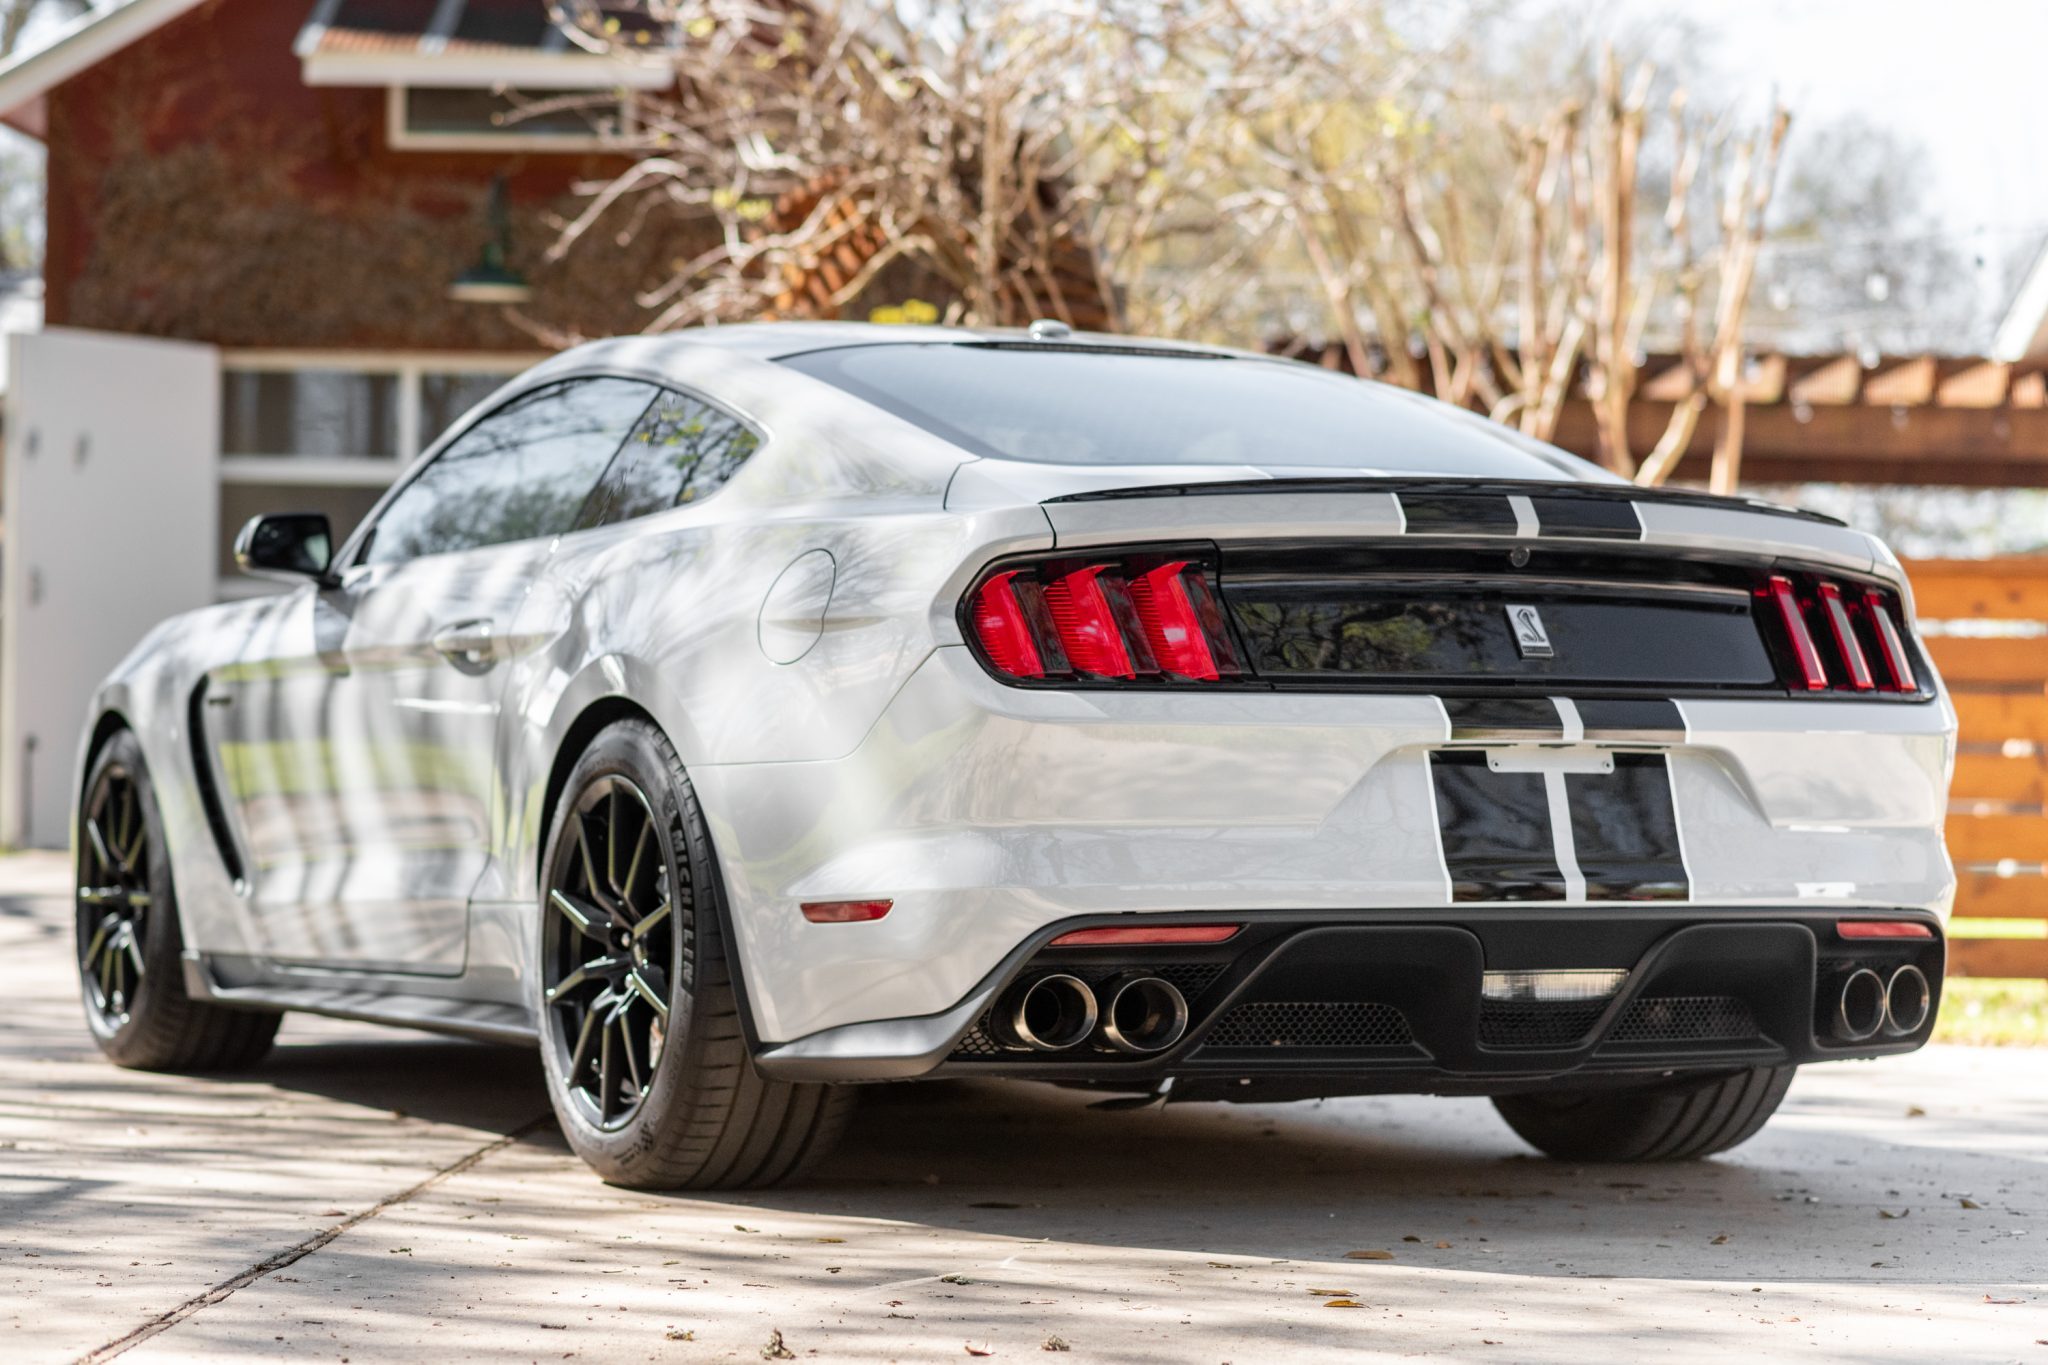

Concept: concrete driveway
[[2, 853, 2041, 1363]]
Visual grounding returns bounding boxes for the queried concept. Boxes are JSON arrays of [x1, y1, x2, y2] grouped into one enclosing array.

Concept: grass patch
[[1949, 917, 2047, 939], [1935, 978, 2048, 1046]]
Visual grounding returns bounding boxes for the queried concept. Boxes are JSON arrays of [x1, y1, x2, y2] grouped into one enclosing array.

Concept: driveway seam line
[[74, 1111, 554, 1364]]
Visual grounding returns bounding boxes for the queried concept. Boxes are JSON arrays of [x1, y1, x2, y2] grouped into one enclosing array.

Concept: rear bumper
[[697, 648, 1955, 1044], [755, 908, 1945, 1089]]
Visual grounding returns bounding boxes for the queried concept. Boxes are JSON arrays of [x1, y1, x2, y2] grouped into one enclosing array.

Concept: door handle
[[431, 619, 498, 668]]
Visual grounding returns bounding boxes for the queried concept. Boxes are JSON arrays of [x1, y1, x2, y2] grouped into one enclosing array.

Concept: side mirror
[[234, 513, 336, 586]]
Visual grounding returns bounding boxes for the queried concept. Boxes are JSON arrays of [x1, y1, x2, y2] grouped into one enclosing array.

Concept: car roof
[[536, 320, 1263, 370]]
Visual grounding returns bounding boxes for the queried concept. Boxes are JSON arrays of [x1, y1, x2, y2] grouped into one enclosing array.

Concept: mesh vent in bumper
[[1610, 995, 1758, 1044], [1201, 1000, 1414, 1050]]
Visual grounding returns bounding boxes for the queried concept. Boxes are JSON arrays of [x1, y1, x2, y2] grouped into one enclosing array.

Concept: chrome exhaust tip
[[1001, 974, 1098, 1052], [1883, 964, 1932, 1036], [1101, 976, 1190, 1054], [1833, 967, 1887, 1043]]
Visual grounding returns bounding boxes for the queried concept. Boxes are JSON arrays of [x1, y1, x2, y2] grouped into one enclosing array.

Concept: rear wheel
[[77, 730, 280, 1071], [1492, 1065, 1796, 1162], [537, 719, 853, 1189]]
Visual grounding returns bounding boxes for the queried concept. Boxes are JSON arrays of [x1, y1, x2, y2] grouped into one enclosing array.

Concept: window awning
[[297, 0, 674, 91]]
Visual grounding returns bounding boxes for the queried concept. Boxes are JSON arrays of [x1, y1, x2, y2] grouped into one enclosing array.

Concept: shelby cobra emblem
[[1507, 603, 1555, 659]]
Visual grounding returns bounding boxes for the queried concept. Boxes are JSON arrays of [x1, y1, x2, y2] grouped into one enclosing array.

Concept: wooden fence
[[1903, 557, 2048, 979]]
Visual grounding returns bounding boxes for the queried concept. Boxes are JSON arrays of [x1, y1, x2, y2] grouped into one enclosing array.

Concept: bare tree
[[540, 0, 1255, 335]]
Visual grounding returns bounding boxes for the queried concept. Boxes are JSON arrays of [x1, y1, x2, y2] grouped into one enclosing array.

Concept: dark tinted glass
[[782, 344, 1605, 481], [222, 369, 399, 458], [583, 389, 762, 526], [361, 377, 656, 566]]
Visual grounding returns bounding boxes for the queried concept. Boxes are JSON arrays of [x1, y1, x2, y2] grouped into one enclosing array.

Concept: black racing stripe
[[1573, 698, 1685, 736], [1399, 493, 1519, 536], [1530, 495, 1642, 540], [1443, 697, 1563, 738], [1565, 754, 1689, 901], [1430, 752, 1566, 902]]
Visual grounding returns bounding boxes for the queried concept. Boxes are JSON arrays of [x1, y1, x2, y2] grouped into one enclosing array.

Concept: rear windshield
[[780, 343, 1601, 481]]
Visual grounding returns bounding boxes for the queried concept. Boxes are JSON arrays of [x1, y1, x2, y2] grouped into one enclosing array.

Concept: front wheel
[[77, 729, 280, 1071], [536, 719, 853, 1189], [1492, 1065, 1796, 1162]]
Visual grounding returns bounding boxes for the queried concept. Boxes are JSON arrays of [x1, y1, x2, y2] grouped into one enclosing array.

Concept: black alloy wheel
[[541, 774, 678, 1131], [535, 720, 854, 1189], [77, 762, 152, 1031], [74, 728, 280, 1071]]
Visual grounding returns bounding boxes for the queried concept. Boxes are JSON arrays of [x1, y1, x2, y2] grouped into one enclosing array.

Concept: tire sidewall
[[535, 721, 714, 1179]]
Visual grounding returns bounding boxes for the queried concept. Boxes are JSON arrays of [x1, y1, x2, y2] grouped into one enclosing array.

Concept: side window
[[583, 389, 762, 528], [360, 377, 657, 566]]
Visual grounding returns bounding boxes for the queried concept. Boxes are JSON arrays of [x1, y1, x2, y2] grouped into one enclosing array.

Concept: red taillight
[[1861, 589, 1919, 692], [1045, 564, 1136, 679], [801, 899, 893, 924], [967, 551, 1236, 687], [1048, 923, 1243, 947], [1816, 583, 1875, 691], [1836, 919, 1934, 940], [1127, 561, 1220, 681], [1765, 575, 1829, 691], [971, 571, 1043, 679], [1760, 572, 1921, 697]]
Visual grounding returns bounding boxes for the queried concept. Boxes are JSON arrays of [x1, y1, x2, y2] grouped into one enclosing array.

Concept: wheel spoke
[[544, 956, 618, 1003], [85, 817, 118, 880], [123, 926, 146, 980], [79, 884, 123, 906], [598, 1018, 622, 1121], [635, 900, 673, 935], [620, 822, 652, 916], [81, 917, 113, 973], [564, 1002, 602, 1084], [548, 889, 611, 943], [626, 968, 669, 1021], [119, 789, 145, 874], [606, 788, 624, 897], [619, 1016, 645, 1096], [98, 932, 117, 1004]]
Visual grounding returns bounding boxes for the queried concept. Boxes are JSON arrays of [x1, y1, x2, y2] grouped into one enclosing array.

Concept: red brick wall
[[42, 0, 694, 349]]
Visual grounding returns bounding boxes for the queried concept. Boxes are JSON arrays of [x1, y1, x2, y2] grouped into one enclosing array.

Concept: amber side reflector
[[1048, 924, 1243, 947], [1836, 920, 1934, 940], [801, 899, 893, 924]]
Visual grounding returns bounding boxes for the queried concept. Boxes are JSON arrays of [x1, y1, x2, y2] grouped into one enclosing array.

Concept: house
[[0, 0, 712, 590]]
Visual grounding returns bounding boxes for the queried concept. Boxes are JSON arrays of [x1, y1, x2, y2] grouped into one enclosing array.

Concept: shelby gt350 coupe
[[75, 323, 1954, 1188]]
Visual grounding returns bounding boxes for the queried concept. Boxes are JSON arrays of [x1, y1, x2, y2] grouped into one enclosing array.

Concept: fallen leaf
[[1879, 1209, 1910, 1220], [1344, 1250, 1395, 1261], [941, 1274, 974, 1285], [815, 1237, 844, 1244], [1434, 1241, 1452, 1250], [762, 1328, 796, 1360], [1206, 1262, 1239, 1269], [1710, 1235, 1729, 1246], [1042, 1338, 1071, 1354], [1323, 1298, 1365, 1309], [1905, 1105, 1926, 1118], [735, 1224, 760, 1233], [539, 1324, 567, 1331], [1307, 1287, 1353, 1296], [666, 1329, 695, 1341], [965, 1343, 995, 1357], [1960, 1198, 1984, 1210], [1402, 1235, 1422, 1243], [1984, 1296, 2022, 1305]]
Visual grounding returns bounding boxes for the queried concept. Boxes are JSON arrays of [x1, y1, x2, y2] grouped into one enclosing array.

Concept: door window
[[582, 389, 762, 527], [359, 377, 657, 566]]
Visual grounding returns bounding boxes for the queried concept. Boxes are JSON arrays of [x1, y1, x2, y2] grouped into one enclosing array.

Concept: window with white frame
[[219, 352, 540, 485], [387, 85, 637, 152]]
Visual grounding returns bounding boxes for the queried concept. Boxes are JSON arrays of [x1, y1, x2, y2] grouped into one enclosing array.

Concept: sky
[[1614, 0, 2048, 340]]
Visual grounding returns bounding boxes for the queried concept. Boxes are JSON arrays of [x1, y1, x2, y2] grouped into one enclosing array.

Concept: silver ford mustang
[[75, 323, 1955, 1188]]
